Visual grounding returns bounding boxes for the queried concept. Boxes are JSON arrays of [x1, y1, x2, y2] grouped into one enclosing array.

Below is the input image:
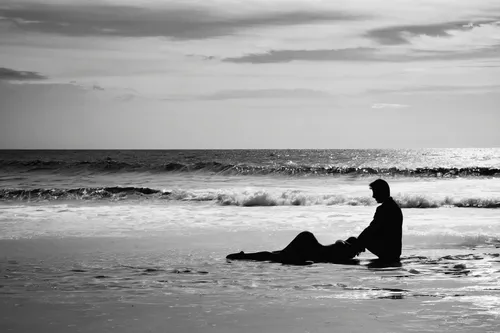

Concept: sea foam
[[1, 187, 498, 208]]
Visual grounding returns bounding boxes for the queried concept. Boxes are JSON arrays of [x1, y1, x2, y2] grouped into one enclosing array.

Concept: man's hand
[[345, 236, 365, 256]]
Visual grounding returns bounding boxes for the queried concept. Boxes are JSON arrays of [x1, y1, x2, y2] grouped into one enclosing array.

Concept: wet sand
[[1, 235, 499, 333], [3, 294, 468, 333]]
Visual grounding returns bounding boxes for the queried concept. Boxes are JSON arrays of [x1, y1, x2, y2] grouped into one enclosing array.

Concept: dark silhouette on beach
[[226, 179, 403, 265]]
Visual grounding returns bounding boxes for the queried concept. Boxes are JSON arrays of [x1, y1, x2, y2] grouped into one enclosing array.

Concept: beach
[[1, 229, 499, 332], [1, 149, 499, 332]]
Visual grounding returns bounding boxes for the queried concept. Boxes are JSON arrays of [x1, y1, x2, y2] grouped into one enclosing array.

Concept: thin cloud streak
[[0, 67, 47, 81], [158, 89, 334, 102], [221, 46, 500, 63], [372, 103, 410, 109], [201, 89, 333, 100], [365, 19, 500, 45], [368, 84, 500, 95], [222, 48, 378, 63]]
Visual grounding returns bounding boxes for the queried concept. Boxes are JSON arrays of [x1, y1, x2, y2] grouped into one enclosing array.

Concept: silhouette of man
[[226, 179, 403, 264], [355, 179, 403, 261]]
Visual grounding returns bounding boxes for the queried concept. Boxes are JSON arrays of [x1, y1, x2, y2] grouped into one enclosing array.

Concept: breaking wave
[[0, 159, 499, 177], [1, 187, 498, 208]]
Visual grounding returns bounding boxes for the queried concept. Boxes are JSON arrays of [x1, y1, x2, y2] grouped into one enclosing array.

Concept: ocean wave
[[0, 187, 164, 201], [1, 187, 498, 208], [1, 159, 499, 177], [214, 191, 499, 208]]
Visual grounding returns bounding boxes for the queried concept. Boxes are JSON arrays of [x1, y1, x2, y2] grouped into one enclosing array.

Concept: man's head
[[369, 179, 390, 203]]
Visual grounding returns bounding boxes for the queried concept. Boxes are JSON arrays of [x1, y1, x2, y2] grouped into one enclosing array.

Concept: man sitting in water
[[226, 179, 403, 264]]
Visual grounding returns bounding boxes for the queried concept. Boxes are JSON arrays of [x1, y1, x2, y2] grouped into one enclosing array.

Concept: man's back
[[357, 197, 403, 260]]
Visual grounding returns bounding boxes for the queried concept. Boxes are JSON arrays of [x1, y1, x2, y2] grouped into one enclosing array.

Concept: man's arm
[[355, 207, 383, 251]]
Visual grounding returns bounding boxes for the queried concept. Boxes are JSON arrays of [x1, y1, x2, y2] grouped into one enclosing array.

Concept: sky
[[0, 0, 499, 149]]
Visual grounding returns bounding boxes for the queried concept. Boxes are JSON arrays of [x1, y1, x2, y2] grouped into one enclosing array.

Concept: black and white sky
[[1, 0, 499, 148]]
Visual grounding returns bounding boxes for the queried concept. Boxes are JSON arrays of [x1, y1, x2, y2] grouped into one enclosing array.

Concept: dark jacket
[[357, 197, 403, 260]]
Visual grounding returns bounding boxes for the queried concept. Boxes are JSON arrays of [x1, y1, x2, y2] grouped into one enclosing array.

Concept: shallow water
[[1, 199, 500, 332], [1, 234, 499, 332]]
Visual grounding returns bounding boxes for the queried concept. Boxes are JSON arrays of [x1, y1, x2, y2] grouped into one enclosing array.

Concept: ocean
[[1, 149, 499, 332]]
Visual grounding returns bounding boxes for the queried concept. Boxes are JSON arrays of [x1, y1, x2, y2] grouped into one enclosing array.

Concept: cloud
[[366, 19, 500, 45], [67, 81, 143, 101], [372, 103, 409, 109], [406, 21, 500, 52], [219, 19, 500, 63], [366, 21, 470, 45], [369, 84, 500, 95], [200, 89, 333, 100], [221, 43, 500, 64], [0, 67, 47, 81], [0, 3, 360, 40], [223, 48, 379, 63], [159, 89, 333, 101], [64, 81, 105, 92]]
